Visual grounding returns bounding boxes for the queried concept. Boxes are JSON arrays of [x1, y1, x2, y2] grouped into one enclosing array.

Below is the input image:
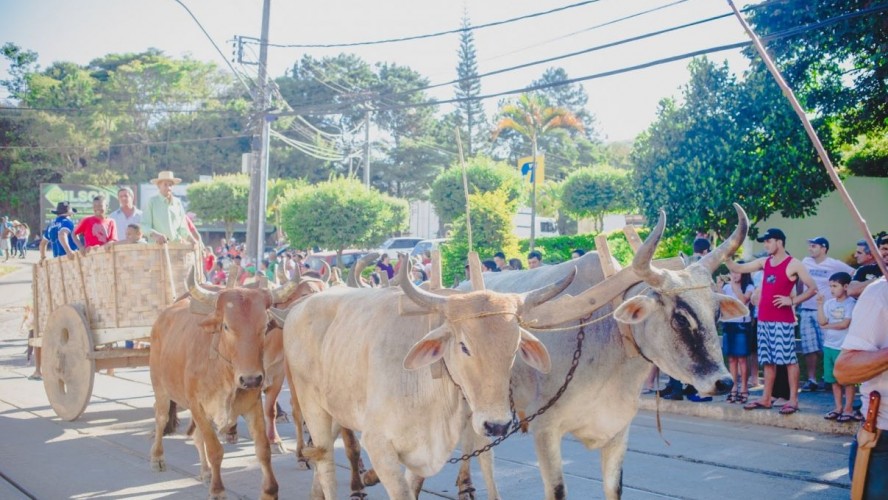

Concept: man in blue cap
[[798, 236, 854, 391]]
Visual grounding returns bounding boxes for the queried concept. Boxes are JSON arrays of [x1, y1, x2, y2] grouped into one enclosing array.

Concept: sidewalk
[[0, 252, 857, 436], [639, 376, 858, 436]]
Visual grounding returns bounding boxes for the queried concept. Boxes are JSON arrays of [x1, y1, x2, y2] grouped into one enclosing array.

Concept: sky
[[1, 0, 759, 142]]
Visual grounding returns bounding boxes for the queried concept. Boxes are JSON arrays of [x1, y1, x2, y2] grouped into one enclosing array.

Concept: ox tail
[[163, 401, 180, 435], [302, 446, 328, 462]]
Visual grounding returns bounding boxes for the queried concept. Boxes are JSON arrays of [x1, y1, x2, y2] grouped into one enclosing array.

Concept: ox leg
[[534, 430, 566, 500], [150, 394, 170, 472], [191, 423, 211, 482], [599, 427, 629, 500], [467, 427, 499, 500], [191, 407, 227, 499], [405, 470, 425, 499], [245, 399, 280, 500], [341, 428, 368, 499], [286, 365, 310, 470], [264, 382, 286, 454], [362, 432, 413, 499], [301, 404, 337, 500]]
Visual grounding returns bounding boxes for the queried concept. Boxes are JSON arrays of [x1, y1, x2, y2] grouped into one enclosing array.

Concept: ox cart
[[30, 243, 198, 421]]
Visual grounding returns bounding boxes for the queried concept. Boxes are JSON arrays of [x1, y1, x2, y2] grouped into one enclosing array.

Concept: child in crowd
[[817, 271, 857, 422], [720, 266, 755, 404]]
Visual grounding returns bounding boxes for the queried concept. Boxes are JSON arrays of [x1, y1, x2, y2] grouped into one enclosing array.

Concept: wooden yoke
[[595, 233, 641, 358]]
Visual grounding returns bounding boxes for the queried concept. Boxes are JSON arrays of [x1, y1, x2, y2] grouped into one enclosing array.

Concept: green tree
[[560, 165, 634, 231], [453, 11, 486, 156], [187, 174, 250, 241], [631, 58, 832, 238], [748, 0, 888, 139], [440, 189, 519, 286], [279, 177, 408, 266], [842, 133, 888, 177], [429, 156, 524, 225], [0, 42, 39, 99], [492, 92, 583, 249]]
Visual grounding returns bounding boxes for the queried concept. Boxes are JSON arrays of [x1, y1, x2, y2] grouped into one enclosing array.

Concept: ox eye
[[459, 342, 471, 356], [672, 313, 690, 330]]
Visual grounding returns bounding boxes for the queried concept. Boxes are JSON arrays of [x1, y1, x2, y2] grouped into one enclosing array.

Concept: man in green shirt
[[141, 171, 194, 244]]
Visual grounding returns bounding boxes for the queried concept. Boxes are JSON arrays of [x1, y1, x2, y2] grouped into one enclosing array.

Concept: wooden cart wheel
[[42, 304, 95, 421]]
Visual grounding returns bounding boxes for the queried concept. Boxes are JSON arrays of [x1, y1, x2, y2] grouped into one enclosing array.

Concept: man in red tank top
[[727, 228, 818, 415]]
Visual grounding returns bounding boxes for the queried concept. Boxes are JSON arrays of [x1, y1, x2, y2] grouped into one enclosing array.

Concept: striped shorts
[[757, 321, 797, 365], [797, 309, 823, 354]]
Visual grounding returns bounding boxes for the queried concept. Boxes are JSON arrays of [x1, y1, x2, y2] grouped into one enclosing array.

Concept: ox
[[149, 274, 287, 500], [455, 206, 749, 500], [282, 257, 575, 499]]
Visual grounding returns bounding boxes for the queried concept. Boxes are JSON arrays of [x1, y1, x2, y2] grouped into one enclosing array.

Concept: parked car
[[411, 238, 449, 258], [304, 249, 367, 272], [371, 237, 424, 259]]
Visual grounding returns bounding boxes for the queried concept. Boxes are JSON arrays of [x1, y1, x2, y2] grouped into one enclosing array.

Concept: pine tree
[[454, 11, 485, 156]]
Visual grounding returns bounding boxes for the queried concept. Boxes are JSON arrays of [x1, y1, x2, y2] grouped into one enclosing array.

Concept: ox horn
[[521, 267, 577, 310], [271, 264, 304, 304], [187, 267, 219, 314], [348, 252, 378, 288], [697, 203, 749, 273], [276, 261, 289, 285], [319, 260, 332, 284], [632, 209, 667, 288], [399, 252, 447, 310], [226, 264, 241, 289]]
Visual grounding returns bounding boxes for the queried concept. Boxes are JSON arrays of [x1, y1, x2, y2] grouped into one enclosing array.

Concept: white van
[[411, 238, 448, 258], [513, 208, 558, 239]]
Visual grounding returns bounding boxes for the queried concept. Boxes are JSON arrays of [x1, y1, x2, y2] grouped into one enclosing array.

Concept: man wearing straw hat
[[141, 171, 195, 245]]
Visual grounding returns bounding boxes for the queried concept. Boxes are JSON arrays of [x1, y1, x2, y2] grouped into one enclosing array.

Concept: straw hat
[[149, 171, 182, 185]]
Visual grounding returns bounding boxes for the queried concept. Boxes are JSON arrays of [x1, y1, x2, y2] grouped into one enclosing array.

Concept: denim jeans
[[849, 429, 888, 499]]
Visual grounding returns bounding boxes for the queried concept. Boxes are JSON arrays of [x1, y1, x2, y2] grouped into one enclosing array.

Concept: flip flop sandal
[[779, 404, 800, 415], [837, 413, 854, 423], [737, 392, 749, 404], [824, 411, 841, 420], [726, 392, 738, 403], [743, 401, 772, 411]]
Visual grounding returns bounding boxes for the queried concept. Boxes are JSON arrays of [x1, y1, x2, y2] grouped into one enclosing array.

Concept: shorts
[[798, 309, 823, 354], [822, 347, 841, 384], [757, 321, 798, 365], [722, 322, 751, 357]]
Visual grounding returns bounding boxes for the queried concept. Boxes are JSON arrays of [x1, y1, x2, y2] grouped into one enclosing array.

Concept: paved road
[[0, 255, 854, 499]]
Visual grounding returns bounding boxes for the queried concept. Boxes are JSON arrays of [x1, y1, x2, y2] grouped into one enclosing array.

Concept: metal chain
[[447, 316, 589, 463]]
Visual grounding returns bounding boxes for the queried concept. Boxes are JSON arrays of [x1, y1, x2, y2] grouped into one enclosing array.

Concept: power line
[[243, 0, 601, 49], [273, 1, 888, 117]]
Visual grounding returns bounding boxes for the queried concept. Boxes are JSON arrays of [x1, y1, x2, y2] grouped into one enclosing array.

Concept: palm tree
[[491, 93, 583, 250]]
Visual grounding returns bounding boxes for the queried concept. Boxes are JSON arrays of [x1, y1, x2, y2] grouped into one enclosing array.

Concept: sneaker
[[661, 392, 684, 401], [687, 394, 713, 402], [801, 380, 819, 392]]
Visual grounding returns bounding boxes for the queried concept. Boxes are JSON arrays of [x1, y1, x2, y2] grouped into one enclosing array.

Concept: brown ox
[[149, 276, 279, 500]]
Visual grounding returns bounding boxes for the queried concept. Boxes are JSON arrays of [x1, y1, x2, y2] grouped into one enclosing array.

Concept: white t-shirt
[[841, 277, 888, 430], [821, 296, 856, 349], [800, 256, 854, 310], [109, 207, 143, 242]]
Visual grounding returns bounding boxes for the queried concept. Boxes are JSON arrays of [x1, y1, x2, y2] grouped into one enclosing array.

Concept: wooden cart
[[30, 243, 198, 421]]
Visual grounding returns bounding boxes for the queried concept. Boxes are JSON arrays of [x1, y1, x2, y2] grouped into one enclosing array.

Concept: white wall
[[409, 200, 441, 239]]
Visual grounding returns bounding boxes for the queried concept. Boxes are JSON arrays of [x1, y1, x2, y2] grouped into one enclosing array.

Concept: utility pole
[[246, 0, 271, 265]]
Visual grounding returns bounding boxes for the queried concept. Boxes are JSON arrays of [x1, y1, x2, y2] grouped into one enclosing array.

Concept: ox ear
[[614, 296, 658, 324], [715, 293, 749, 321], [518, 328, 551, 374], [403, 325, 451, 371]]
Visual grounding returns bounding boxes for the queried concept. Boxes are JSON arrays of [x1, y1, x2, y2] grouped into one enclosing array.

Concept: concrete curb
[[638, 396, 856, 436]]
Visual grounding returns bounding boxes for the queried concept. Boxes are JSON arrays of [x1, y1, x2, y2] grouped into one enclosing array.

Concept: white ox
[[456, 206, 749, 500], [282, 259, 575, 499]]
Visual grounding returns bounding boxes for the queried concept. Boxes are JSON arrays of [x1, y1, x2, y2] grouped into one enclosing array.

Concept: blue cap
[[807, 236, 829, 250]]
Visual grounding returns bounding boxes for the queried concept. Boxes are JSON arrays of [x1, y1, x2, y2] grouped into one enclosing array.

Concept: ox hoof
[[208, 491, 227, 500], [224, 432, 238, 445], [272, 441, 287, 455], [349, 492, 368, 500], [150, 458, 166, 472], [458, 487, 477, 500], [362, 469, 379, 487], [296, 457, 311, 471], [260, 492, 279, 500]]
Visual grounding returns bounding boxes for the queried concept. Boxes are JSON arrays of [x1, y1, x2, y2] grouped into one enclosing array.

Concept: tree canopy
[[187, 174, 250, 240], [560, 165, 634, 230], [428, 156, 524, 225]]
